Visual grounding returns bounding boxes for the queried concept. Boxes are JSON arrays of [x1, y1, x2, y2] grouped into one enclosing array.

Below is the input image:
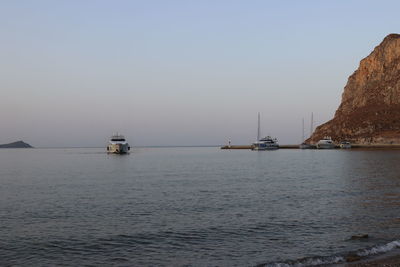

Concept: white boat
[[340, 141, 351, 149], [253, 136, 279, 150], [316, 137, 335, 149], [252, 113, 279, 150], [107, 134, 130, 154], [299, 143, 313, 149], [299, 115, 314, 149]]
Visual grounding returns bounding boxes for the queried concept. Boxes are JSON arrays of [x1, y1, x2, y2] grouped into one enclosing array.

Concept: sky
[[1, 0, 400, 147]]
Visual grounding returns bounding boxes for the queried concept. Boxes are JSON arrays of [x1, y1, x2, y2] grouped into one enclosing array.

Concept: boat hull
[[316, 143, 335, 149], [252, 144, 279, 150], [107, 143, 130, 154], [299, 143, 314, 149]]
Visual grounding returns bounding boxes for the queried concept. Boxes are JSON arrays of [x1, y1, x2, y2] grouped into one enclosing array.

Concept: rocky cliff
[[309, 34, 400, 144]]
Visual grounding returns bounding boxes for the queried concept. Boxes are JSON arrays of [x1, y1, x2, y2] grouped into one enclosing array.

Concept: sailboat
[[299, 113, 314, 149], [252, 113, 279, 150]]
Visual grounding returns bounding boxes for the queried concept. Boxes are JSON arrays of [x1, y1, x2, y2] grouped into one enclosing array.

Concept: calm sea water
[[1, 147, 400, 266]]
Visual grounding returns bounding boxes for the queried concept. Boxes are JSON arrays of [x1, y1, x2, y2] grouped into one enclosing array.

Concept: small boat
[[107, 134, 130, 154], [340, 141, 351, 149], [253, 136, 279, 150], [299, 143, 313, 149], [252, 113, 279, 150], [316, 137, 335, 149], [299, 116, 314, 149]]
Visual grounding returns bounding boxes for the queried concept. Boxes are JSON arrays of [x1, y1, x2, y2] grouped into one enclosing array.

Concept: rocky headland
[[309, 33, 400, 144], [0, 141, 33, 148]]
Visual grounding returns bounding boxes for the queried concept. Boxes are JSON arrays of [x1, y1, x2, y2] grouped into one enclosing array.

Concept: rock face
[[0, 141, 33, 148], [309, 34, 400, 144]]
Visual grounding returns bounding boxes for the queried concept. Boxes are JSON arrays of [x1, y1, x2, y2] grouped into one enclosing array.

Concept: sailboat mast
[[302, 118, 305, 142], [310, 112, 314, 137], [257, 112, 260, 141]]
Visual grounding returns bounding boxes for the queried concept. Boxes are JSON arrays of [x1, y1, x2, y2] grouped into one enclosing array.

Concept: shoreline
[[338, 248, 400, 266], [220, 144, 400, 150]]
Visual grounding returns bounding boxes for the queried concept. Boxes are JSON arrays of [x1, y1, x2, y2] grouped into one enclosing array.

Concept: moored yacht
[[316, 137, 335, 149], [299, 142, 313, 149], [299, 115, 314, 149], [340, 141, 351, 149], [107, 134, 130, 154], [252, 113, 279, 150], [253, 136, 279, 150]]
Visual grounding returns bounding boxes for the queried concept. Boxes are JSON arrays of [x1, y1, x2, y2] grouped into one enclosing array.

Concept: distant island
[[0, 141, 33, 148]]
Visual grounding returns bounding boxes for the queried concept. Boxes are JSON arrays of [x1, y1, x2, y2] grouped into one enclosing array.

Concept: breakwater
[[220, 145, 298, 149], [220, 144, 400, 149]]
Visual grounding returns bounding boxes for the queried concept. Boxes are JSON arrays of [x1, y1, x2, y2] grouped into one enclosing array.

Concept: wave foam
[[265, 256, 344, 267], [265, 239, 400, 267], [357, 240, 400, 257]]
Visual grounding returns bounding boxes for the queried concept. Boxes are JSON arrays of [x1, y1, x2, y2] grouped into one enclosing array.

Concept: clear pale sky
[[1, 0, 399, 147]]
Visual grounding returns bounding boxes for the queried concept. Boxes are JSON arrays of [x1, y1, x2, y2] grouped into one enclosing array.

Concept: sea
[[1, 147, 400, 266]]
